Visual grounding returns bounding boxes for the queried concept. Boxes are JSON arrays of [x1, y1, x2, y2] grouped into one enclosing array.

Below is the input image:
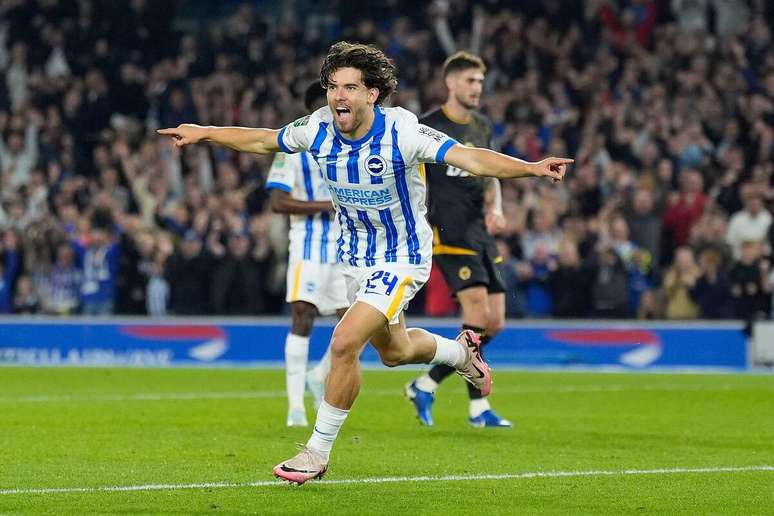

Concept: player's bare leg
[[306, 306, 349, 410], [274, 303, 490, 484]]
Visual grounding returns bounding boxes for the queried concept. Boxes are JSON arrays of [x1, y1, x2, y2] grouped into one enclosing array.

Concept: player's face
[[326, 67, 379, 137], [447, 68, 484, 110]]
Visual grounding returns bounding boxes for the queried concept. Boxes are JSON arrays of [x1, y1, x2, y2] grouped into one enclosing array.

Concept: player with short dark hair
[[406, 51, 512, 428], [158, 40, 571, 484]]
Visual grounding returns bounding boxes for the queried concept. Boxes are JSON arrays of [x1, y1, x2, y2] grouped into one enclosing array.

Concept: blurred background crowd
[[0, 0, 773, 322]]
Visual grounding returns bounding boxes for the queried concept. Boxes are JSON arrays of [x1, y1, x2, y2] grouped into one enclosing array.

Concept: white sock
[[285, 333, 309, 412], [469, 397, 491, 418], [306, 399, 349, 461], [415, 374, 438, 393], [310, 345, 332, 382], [429, 334, 467, 368]]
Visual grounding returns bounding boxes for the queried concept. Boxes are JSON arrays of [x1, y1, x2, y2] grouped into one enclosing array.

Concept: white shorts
[[286, 260, 349, 316], [342, 262, 431, 325]]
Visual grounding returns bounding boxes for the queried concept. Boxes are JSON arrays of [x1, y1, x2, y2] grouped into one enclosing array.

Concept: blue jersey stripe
[[303, 215, 314, 260], [300, 153, 314, 201], [378, 208, 399, 263], [368, 109, 387, 185], [320, 211, 330, 263], [265, 182, 291, 193], [336, 211, 345, 263], [436, 139, 457, 163], [357, 209, 377, 266], [327, 135, 343, 181], [339, 206, 358, 266], [390, 123, 421, 264], [277, 126, 292, 153], [309, 122, 329, 172], [346, 143, 362, 184]]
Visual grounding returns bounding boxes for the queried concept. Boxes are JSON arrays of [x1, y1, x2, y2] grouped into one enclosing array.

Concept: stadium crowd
[[0, 0, 773, 322]]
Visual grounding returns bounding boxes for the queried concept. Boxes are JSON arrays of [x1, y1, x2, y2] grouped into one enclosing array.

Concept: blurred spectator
[[0, 110, 41, 190], [0, 229, 21, 313], [691, 210, 734, 270], [522, 206, 563, 260], [44, 242, 82, 315], [518, 242, 554, 317], [624, 188, 662, 268], [211, 230, 265, 315], [663, 246, 699, 319], [146, 253, 170, 317], [549, 239, 589, 318], [495, 239, 524, 318], [73, 222, 120, 316], [725, 184, 772, 259], [729, 240, 771, 320], [12, 275, 39, 314], [690, 248, 733, 319], [589, 247, 629, 318], [116, 228, 156, 314], [166, 230, 216, 315], [662, 169, 706, 251]]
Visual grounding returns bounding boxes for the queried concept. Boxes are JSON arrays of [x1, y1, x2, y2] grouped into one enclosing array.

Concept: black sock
[[428, 325, 486, 384]]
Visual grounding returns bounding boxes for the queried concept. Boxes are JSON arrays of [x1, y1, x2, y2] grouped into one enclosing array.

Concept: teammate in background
[[158, 41, 571, 484], [407, 52, 511, 428], [266, 82, 348, 427]]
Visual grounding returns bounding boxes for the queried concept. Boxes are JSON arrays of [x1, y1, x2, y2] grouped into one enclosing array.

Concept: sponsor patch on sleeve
[[293, 115, 311, 127]]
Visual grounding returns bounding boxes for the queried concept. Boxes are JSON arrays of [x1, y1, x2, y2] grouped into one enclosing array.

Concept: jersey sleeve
[[395, 109, 458, 164], [265, 153, 296, 193], [276, 107, 326, 153]]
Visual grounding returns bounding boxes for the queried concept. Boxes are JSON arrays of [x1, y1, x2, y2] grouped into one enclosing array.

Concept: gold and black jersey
[[421, 107, 494, 251]]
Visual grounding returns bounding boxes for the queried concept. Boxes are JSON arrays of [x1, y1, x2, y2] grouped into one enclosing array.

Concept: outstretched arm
[[444, 144, 573, 181], [157, 124, 282, 155]]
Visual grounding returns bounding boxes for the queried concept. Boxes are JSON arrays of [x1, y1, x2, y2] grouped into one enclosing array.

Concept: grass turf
[[1, 367, 773, 514]]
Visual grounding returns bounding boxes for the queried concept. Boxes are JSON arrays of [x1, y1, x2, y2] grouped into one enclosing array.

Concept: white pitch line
[[0, 384, 755, 404], [1, 465, 773, 495]]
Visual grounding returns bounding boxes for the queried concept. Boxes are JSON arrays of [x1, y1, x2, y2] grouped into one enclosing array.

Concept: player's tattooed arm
[[444, 144, 573, 181], [269, 190, 334, 215], [157, 125, 282, 155]]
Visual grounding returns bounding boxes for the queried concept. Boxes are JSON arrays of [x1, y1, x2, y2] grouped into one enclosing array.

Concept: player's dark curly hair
[[320, 42, 398, 105]]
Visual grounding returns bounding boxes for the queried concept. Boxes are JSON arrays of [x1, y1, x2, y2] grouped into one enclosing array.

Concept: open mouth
[[334, 106, 352, 125]]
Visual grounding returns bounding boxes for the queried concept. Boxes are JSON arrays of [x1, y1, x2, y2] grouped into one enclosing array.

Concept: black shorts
[[433, 237, 506, 295]]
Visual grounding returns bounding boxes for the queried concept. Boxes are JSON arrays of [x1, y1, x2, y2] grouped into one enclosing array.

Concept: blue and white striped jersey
[[277, 106, 457, 267], [266, 152, 339, 264]]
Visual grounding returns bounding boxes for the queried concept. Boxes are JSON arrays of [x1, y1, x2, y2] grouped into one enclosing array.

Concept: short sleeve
[[394, 108, 457, 164], [414, 124, 458, 164], [265, 153, 296, 193], [277, 107, 327, 154]]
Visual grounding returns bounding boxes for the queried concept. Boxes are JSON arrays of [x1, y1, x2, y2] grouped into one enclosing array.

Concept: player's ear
[[444, 73, 455, 91], [367, 87, 379, 105]]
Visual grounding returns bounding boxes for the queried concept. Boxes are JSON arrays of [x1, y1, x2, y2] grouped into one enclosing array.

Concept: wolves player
[[407, 52, 511, 428], [267, 82, 348, 427], [158, 41, 571, 484]]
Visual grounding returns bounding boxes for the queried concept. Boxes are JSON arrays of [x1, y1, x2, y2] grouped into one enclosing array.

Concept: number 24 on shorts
[[364, 270, 400, 296]]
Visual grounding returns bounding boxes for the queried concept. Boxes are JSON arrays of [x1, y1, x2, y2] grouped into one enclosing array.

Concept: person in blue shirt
[[72, 224, 120, 316], [0, 229, 21, 314]]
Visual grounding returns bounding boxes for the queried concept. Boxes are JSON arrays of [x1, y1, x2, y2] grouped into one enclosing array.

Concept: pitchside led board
[[0, 318, 748, 370]]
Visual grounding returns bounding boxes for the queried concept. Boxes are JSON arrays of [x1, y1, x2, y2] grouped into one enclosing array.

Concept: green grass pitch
[[1, 367, 773, 514]]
